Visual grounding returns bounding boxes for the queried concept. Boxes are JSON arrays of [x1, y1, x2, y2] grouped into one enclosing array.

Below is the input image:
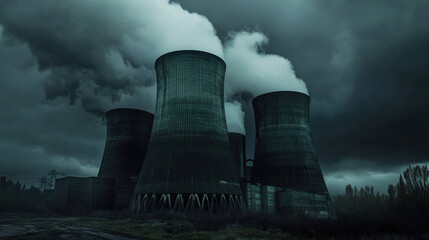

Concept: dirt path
[[0, 216, 139, 240]]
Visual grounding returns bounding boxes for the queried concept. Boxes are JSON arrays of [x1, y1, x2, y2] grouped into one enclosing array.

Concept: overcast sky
[[0, 0, 428, 195]]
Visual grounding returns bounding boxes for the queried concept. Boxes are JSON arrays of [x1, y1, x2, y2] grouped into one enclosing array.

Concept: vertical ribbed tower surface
[[98, 108, 154, 209], [228, 133, 246, 180], [131, 50, 244, 214], [251, 91, 330, 196]]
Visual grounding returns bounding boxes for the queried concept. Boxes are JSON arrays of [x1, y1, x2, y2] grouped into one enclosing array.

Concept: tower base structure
[[130, 193, 246, 215], [242, 182, 333, 218]]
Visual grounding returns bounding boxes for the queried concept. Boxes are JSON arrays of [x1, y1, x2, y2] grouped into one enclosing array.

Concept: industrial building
[[54, 177, 115, 213], [54, 50, 333, 218], [130, 50, 244, 214], [243, 183, 330, 217], [98, 108, 154, 209]]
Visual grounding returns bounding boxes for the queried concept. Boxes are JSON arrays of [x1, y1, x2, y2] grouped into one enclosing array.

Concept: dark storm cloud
[[1, 0, 428, 194], [0, 0, 305, 134], [1, 0, 281, 130], [176, 0, 429, 173], [0, 0, 226, 186], [0, 34, 103, 184], [314, 33, 429, 166], [0, 0, 195, 115]]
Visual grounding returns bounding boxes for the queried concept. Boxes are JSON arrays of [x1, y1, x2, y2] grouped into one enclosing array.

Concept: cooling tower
[[245, 159, 253, 181], [251, 91, 329, 195], [131, 50, 244, 214], [98, 108, 154, 209], [228, 133, 246, 180]]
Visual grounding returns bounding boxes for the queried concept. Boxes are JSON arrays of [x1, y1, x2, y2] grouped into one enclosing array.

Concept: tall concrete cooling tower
[[251, 91, 330, 196], [228, 133, 246, 181], [131, 50, 244, 214], [98, 108, 154, 209]]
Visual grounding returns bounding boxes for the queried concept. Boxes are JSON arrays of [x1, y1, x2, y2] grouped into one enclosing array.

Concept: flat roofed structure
[[54, 177, 115, 213]]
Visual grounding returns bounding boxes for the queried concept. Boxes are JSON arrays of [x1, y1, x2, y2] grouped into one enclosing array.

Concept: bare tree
[[400, 165, 429, 212]]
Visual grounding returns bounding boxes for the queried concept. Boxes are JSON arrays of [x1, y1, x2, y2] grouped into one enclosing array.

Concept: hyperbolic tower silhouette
[[251, 91, 330, 196], [131, 50, 244, 214], [98, 108, 154, 209]]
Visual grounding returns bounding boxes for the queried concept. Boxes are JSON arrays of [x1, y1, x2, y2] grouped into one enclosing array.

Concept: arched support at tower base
[[130, 193, 246, 215]]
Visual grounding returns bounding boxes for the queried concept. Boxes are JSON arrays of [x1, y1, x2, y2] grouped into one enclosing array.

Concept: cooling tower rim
[[106, 108, 154, 118], [228, 132, 246, 137], [252, 91, 310, 104], [154, 50, 226, 69]]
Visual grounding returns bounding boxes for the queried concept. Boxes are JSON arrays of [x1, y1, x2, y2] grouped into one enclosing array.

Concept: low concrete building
[[275, 190, 330, 218], [245, 183, 278, 214], [243, 181, 331, 218], [54, 177, 115, 212]]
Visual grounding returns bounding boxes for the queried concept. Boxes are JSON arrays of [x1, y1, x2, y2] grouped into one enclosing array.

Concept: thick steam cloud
[[0, 0, 308, 135], [225, 101, 246, 134], [224, 31, 308, 97], [0, 0, 223, 115]]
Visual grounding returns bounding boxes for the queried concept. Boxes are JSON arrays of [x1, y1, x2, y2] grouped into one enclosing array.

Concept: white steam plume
[[118, 0, 224, 65], [224, 31, 308, 98], [225, 101, 246, 134]]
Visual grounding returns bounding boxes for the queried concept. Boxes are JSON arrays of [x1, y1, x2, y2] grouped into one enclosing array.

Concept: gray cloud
[[1, 0, 428, 194], [176, 0, 429, 162], [174, 0, 429, 193], [0, 33, 102, 184], [0, 0, 224, 116], [0, 0, 307, 141]]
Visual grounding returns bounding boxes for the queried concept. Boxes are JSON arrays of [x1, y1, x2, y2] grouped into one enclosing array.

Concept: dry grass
[[77, 218, 293, 240]]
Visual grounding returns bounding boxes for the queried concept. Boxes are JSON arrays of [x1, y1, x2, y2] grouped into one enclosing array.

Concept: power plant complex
[[54, 50, 333, 218]]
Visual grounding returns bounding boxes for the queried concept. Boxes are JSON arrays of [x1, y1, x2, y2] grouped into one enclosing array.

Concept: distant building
[[54, 177, 114, 213], [243, 182, 330, 218]]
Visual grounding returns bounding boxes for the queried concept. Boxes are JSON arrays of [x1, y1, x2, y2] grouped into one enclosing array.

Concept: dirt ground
[[2, 213, 429, 240], [0, 214, 138, 240], [0, 213, 291, 240]]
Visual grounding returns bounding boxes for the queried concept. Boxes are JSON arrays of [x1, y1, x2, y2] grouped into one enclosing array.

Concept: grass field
[[1, 212, 429, 240]]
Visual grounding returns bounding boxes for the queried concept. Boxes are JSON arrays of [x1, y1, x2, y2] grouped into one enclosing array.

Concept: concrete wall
[[54, 177, 115, 212], [275, 190, 330, 218], [244, 183, 331, 218], [245, 183, 279, 214]]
